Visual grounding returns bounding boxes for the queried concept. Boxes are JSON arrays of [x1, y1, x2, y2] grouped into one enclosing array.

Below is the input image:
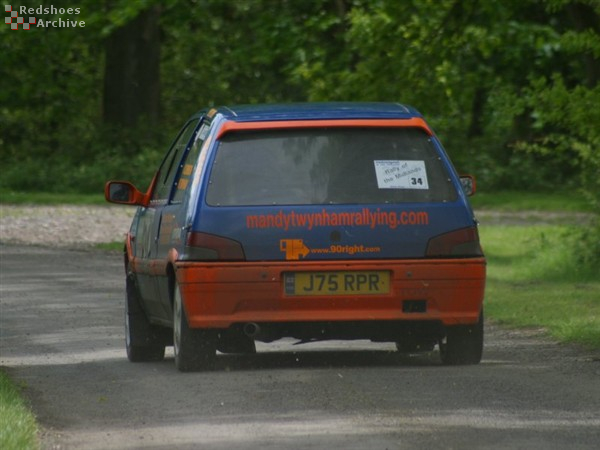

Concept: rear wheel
[[125, 274, 166, 362], [439, 310, 484, 365], [173, 282, 216, 372]]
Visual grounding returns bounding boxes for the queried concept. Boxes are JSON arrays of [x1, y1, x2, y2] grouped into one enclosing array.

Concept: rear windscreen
[[206, 128, 457, 206]]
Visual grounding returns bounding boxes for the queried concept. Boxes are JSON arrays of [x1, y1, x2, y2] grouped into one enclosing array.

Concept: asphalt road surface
[[1, 244, 599, 449]]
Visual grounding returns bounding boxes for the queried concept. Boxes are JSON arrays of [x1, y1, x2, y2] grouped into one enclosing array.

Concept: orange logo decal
[[280, 239, 310, 260]]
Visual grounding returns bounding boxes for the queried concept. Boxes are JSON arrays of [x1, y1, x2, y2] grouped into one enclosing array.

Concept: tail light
[[183, 232, 246, 261], [426, 226, 484, 257]]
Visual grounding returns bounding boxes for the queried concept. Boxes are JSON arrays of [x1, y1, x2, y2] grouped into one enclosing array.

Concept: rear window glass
[[206, 127, 457, 206]]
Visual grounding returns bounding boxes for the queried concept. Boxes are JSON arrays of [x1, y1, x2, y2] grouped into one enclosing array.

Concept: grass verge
[[0, 369, 39, 450], [480, 224, 600, 349], [94, 242, 124, 252], [0, 190, 105, 205]]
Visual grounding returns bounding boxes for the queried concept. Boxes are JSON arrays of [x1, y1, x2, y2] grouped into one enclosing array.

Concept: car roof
[[201, 102, 423, 122]]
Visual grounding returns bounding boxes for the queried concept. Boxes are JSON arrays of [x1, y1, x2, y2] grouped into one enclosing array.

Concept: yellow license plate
[[284, 271, 390, 296]]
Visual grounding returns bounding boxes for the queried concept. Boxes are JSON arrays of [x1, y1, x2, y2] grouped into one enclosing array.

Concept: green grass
[[94, 242, 125, 252], [0, 190, 106, 205], [0, 370, 39, 450], [480, 224, 600, 349]]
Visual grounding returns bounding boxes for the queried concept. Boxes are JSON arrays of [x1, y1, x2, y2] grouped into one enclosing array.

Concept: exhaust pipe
[[243, 322, 261, 338]]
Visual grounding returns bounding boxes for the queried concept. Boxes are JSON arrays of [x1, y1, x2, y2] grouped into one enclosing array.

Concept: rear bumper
[[175, 258, 486, 330]]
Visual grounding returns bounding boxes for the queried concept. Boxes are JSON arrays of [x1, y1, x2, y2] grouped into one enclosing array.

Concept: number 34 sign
[[374, 160, 430, 190]]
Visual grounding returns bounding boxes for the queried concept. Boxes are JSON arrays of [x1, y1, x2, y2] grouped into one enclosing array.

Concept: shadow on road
[[145, 344, 443, 373]]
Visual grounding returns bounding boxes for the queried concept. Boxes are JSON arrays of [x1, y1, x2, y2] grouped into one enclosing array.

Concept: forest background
[[1, 0, 599, 267]]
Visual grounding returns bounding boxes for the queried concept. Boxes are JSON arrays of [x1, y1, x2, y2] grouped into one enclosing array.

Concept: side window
[[172, 122, 211, 204], [151, 120, 198, 204]]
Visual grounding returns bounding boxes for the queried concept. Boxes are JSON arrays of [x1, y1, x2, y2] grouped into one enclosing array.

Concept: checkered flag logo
[[5, 5, 36, 30]]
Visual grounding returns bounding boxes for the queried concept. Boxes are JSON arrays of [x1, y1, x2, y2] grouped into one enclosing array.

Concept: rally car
[[105, 102, 486, 371]]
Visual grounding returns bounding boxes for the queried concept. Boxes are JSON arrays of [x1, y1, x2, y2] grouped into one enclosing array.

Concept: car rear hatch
[[186, 125, 481, 262]]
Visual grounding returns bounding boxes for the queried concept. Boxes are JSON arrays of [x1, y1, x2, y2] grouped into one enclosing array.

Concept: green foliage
[[0, 131, 162, 194], [0, 370, 39, 450], [513, 0, 600, 266], [571, 220, 600, 269], [520, 76, 600, 210]]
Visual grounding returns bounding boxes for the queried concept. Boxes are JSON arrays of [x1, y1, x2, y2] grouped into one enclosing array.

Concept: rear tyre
[[439, 310, 484, 365], [173, 283, 216, 372], [125, 274, 166, 362]]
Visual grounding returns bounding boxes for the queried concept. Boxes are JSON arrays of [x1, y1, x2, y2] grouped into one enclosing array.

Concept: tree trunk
[[467, 87, 487, 139], [103, 6, 161, 130]]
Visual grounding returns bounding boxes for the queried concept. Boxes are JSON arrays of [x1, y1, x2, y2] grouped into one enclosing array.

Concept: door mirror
[[105, 181, 145, 205], [459, 175, 476, 196]]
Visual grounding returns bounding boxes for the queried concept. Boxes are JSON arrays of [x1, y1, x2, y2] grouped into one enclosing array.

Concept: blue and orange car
[[105, 102, 486, 371]]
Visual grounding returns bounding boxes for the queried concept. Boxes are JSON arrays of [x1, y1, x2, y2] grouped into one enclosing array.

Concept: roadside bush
[[1, 123, 167, 195], [1, 150, 160, 194], [516, 77, 600, 269], [572, 220, 600, 272]]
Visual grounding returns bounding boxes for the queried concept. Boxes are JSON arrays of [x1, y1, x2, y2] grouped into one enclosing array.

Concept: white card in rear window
[[374, 160, 429, 189]]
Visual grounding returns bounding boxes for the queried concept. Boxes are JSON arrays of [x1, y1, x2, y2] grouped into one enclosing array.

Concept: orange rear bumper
[[175, 258, 486, 329]]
